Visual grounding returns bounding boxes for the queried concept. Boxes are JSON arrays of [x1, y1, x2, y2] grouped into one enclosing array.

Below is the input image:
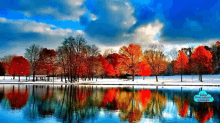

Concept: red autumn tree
[[107, 64, 116, 77], [138, 58, 151, 80], [98, 55, 115, 77], [106, 53, 121, 77], [8, 56, 30, 81], [174, 51, 189, 82], [77, 64, 88, 78], [36, 48, 57, 81], [191, 46, 213, 82], [119, 44, 142, 81]]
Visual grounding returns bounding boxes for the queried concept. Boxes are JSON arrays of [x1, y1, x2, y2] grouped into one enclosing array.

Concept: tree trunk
[[70, 70, 73, 83], [33, 71, 35, 82], [200, 74, 203, 82], [64, 74, 67, 83], [71, 75, 73, 83], [61, 75, 63, 82], [53, 72, 54, 82], [18, 75, 20, 82], [132, 70, 135, 81], [181, 73, 182, 82], [156, 75, 158, 82], [26, 76, 27, 81]]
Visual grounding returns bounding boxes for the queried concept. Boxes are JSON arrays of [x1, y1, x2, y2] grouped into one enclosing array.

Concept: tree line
[[0, 36, 218, 82]]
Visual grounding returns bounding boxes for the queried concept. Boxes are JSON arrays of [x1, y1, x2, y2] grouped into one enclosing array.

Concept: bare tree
[[25, 44, 42, 82], [166, 48, 178, 62], [103, 48, 116, 57]]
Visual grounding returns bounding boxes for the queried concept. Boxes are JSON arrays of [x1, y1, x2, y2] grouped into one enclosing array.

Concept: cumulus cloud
[[84, 0, 136, 45], [1, 0, 86, 21], [133, 20, 163, 45], [0, 17, 83, 57]]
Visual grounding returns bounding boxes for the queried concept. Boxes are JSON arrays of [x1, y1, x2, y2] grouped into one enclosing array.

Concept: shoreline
[[0, 82, 220, 86]]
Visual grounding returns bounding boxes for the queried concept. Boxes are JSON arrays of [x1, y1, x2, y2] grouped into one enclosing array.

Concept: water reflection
[[7, 86, 29, 109], [0, 85, 218, 123]]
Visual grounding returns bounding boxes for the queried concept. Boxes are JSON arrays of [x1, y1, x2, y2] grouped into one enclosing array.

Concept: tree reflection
[[193, 103, 213, 123], [7, 86, 29, 110], [144, 86, 167, 119], [101, 88, 120, 110], [1, 85, 220, 123], [0, 86, 4, 103], [174, 95, 190, 117], [118, 87, 142, 123], [37, 86, 55, 118]]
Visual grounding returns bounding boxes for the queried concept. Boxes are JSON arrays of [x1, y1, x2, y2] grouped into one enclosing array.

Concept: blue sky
[[0, 0, 219, 57]]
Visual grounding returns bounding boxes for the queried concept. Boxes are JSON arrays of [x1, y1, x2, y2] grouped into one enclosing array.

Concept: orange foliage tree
[[8, 56, 30, 81], [191, 46, 213, 82], [144, 44, 168, 82], [119, 44, 142, 81], [174, 51, 189, 82]]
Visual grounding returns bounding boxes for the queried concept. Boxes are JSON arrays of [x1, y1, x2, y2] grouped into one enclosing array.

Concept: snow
[[0, 75, 219, 86]]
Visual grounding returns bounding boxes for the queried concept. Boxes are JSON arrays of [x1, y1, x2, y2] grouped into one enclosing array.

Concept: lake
[[0, 85, 219, 123]]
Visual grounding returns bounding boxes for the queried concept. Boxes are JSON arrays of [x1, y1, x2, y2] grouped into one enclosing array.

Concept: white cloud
[[0, 17, 84, 57], [90, 13, 98, 21], [133, 20, 163, 45], [203, 39, 220, 47], [0, 17, 73, 36], [4, 0, 86, 21], [96, 43, 125, 55]]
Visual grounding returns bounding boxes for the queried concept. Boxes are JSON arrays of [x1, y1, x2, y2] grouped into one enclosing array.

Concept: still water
[[0, 85, 219, 123]]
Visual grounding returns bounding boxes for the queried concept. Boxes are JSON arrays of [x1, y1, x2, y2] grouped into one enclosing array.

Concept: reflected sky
[[0, 85, 219, 123]]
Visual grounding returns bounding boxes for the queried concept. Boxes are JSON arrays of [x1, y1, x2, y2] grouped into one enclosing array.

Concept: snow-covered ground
[[78, 74, 220, 86], [0, 75, 219, 86]]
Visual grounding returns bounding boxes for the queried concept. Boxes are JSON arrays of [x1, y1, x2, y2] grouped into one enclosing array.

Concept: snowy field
[[78, 74, 220, 86], [0, 74, 219, 86]]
